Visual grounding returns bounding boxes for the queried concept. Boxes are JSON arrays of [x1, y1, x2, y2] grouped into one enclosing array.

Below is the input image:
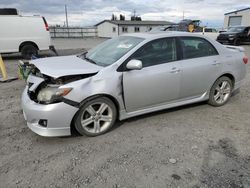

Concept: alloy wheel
[[80, 102, 113, 134], [213, 80, 231, 104]]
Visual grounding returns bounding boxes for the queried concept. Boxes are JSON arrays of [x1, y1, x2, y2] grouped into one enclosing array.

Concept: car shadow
[[112, 101, 208, 131]]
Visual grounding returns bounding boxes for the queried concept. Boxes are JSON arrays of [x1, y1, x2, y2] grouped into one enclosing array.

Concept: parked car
[[22, 32, 248, 137], [216, 26, 250, 45], [196, 27, 219, 40], [0, 11, 53, 59]]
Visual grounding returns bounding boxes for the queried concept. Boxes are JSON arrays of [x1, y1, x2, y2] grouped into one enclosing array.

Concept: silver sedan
[[21, 32, 248, 137]]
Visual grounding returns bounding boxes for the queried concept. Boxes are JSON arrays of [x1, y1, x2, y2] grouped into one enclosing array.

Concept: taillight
[[42, 16, 49, 31], [243, 56, 248, 64]]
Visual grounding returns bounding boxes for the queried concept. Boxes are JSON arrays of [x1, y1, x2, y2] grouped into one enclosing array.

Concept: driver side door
[[122, 37, 181, 112]]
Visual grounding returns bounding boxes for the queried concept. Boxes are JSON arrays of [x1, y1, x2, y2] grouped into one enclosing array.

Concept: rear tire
[[208, 76, 233, 107], [21, 44, 38, 60], [74, 97, 117, 137]]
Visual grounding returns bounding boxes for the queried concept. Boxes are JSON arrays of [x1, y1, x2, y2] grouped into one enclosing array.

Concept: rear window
[[42, 17, 49, 31], [180, 37, 218, 59], [0, 8, 18, 15], [228, 27, 245, 32]]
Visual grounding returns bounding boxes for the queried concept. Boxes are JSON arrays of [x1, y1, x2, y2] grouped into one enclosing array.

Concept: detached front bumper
[[22, 87, 78, 137]]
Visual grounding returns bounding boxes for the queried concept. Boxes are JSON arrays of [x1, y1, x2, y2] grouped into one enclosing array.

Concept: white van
[[0, 11, 52, 59]]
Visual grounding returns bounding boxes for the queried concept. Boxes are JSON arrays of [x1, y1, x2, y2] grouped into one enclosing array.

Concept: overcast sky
[[1, 0, 250, 28]]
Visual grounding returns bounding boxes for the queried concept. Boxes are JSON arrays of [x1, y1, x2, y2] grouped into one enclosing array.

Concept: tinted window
[[244, 27, 249, 33], [205, 28, 217, 33], [228, 27, 245, 32], [205, 28, 212, 32], [131, 38, 177, 67], [180, 37, 218, 59]]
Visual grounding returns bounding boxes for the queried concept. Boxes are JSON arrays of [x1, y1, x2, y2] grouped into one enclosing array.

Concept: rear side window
[[131, 37, 177, 67], [180, 37, 218, 59]]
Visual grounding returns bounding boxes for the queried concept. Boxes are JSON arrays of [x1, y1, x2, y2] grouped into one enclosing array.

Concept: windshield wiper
[[77, 52, 96, 64], [77, 51, 87, 59], [85, 57, 96, 64]]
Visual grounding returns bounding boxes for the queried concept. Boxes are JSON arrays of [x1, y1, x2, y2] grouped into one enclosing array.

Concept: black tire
[[74, 97, 117, 137], [233, 38, 240, 46], [21, 44, 38, 60], [208, 76, 233, 107]]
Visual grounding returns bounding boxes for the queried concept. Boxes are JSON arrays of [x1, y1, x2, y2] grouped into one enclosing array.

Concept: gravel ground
[[0, 39, 250, 188]]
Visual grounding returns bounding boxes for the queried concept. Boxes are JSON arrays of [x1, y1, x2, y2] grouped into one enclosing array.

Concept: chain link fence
[[49, 27, 97, 38]]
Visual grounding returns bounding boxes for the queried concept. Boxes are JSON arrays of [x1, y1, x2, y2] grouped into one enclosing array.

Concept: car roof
[[122, 31, 207, 40]]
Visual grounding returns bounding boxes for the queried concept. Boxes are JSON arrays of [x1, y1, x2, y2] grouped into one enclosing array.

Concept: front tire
[[208, 76, 233, 107], [74, 97, 117, 137]]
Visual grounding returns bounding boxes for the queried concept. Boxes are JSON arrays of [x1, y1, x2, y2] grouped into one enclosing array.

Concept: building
[[224, 7, 250, 28], [95, 20, 174, 38]]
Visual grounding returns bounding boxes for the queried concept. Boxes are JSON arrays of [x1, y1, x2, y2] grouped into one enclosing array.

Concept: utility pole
[[65, 4, 69, 37], [65, 4, 69, 28], [182, 11, 184, 20]]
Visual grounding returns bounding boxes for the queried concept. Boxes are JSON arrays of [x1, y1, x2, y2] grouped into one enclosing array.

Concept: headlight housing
[[37, 85, 72, 104]]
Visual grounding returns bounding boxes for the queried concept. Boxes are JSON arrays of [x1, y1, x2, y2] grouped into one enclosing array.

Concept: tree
[[131, 16, 142, 21], [120, 14, 125, 20], [111, 14, 117, 20]]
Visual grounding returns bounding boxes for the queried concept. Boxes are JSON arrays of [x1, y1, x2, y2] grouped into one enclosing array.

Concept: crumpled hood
[[31, 55, 103, 78]]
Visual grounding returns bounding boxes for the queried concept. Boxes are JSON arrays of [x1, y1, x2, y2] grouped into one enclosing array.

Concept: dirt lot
[[0, 39, 250, 188]]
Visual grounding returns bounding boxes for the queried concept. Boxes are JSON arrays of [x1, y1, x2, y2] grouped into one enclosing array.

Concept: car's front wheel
[[208, 76, 233, 107], [74, 97, 117, 136]]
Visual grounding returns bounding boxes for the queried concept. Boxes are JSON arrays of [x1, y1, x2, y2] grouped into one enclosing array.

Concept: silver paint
[[21, 32, 247, 137]]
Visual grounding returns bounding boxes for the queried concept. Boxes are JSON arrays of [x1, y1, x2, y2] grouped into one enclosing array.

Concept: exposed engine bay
[[27, 66, 97, 104]]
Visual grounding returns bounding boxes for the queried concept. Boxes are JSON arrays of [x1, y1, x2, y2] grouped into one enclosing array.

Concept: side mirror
[[126, 59, 142, 70]]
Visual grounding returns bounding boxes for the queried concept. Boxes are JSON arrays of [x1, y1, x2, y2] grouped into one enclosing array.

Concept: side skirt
[[119, 92, 208, 120]]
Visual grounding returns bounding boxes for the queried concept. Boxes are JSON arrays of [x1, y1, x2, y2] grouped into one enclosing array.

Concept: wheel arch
[[207, 73, 235, 99], [19, 41, 39, 52], [70, 94, 121, 134], [218, 73, 235, 87]]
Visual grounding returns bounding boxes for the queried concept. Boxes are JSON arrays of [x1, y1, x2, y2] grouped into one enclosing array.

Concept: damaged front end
[[27, 66, 96, 105]]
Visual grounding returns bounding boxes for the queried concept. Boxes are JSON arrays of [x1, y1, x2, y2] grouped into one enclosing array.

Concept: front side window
[[228, 26, 245, 32], [180, 37, 218, 59], [85, 36, 144, 67], [130, 37, 177, 67]]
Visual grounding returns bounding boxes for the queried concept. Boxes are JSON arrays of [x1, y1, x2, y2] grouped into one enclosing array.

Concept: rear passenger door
[[178, 37, 221, 99]]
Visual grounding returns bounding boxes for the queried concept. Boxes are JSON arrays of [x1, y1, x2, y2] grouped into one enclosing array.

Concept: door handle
[[212, 61, 221, 66], [170, 67, 181, 73]]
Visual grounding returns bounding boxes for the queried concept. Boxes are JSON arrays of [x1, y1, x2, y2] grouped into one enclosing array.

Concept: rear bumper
[[22, 87, 78, 137]]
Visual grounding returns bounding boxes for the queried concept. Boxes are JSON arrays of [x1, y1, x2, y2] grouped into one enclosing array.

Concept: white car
[[0, 10, 52, 59], [196, 28, 219, 40]]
